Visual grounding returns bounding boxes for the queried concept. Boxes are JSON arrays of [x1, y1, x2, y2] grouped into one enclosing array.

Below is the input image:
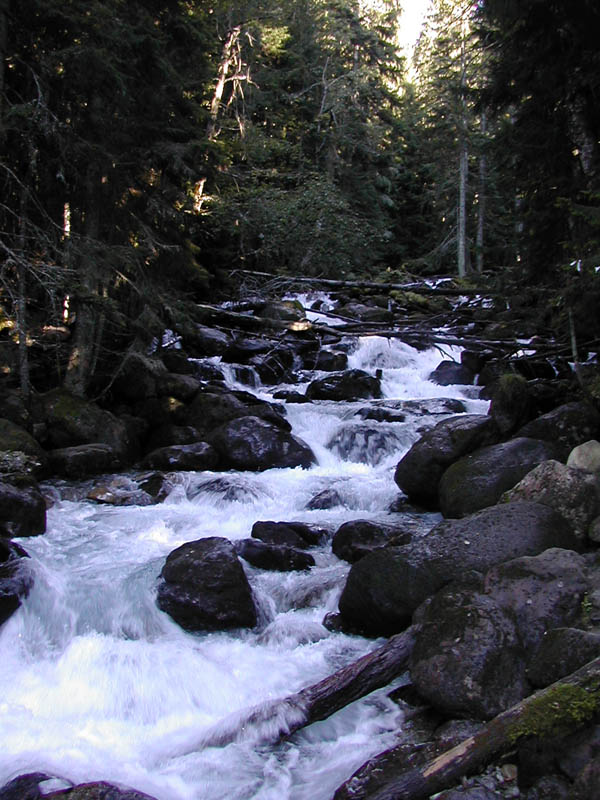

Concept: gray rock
[[439, 437, 564, 519], [517, 401, 600, 450], [338, 502, 576, 636], [305, 369, 382, 401], [527, 627, 600, 688], [394, 414, 500, 508], [332, 519, 411, 563], [0, 480, 46, 538], [567, 439, 600, 473], [140, 441, 219, 471], [235, 539, 315, 571]]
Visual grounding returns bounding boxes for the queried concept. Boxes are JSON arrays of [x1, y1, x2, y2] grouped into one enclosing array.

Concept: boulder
[[143, 424, 202, 453], [182, 390, 289, 438], [45, 781, 158, 800], [305, 488, 345, 510], [328, 422, 406, 466], [527, 628, 600, 689], [502, 460, 600, 540], [332, 519, 411, 563], [0, 418, 48, 476], [251, 520, 314, 549], [157, 537, 257, 631], [429, 360, 475, 386], [0, 480, 46, 538], [438, 437, 564, 519], [305, 369, 382, 401], [410, 581, 528, 720], [249, 345, 296, 384], [337, 501, 576, 636], [140, 441, 219, 471], [110, 352, 164, 402], [37, 389, 137, 462], [48, 443, 119, 479], [486, 373, 532, 435], [87, 474, 171, 506], [483, 548, 589, 652], [179, 323, 231, 357], [211, 415, 315, 471], [155, 372, 200, 401], [517, 401, 600, 450], [0, 539, 32, 626], [234, 539, 315, 571], [394, 415, 501, 508], [567, 439, 600, 473], [312, 350, 348, 372]]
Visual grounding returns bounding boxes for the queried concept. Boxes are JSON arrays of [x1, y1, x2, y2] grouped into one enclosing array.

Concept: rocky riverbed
[[1, 285, 600, 800]]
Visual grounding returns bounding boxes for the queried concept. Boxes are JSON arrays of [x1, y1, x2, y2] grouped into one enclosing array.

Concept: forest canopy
[[1, 0, 599, 396]]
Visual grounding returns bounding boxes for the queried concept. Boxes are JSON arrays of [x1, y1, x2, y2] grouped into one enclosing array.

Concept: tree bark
[[476, 112, 487, 274], [0, 0, 8, 142], [334, 654, 600, 800], [181, 625, 419, 753], [457, 19, 468, 279]]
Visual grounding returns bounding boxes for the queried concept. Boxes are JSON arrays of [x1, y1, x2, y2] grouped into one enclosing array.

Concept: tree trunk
[[476, 112, 487, 273], [334, 654, 600, 800], [207, 25, 242, 141], [180, 625, 419, 754], [457, 24, 468, 279], [0, 0, 8, 142]]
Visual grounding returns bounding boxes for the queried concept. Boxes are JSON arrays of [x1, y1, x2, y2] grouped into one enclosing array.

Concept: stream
[[1, 305, 488, 800]]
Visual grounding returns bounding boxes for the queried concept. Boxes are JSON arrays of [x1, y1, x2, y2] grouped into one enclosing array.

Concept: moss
[[508, 682, 600, 743], [496, 372, 528, 400]]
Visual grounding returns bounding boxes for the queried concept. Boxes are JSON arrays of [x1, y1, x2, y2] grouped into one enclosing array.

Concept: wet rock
[[305, 488, 345, 510], [337, 502, 576, 636], [438, 437, 564, 519], [429, 360, 475, 386], [86, 474, 170, 506], [502, 460, 600, 540], [569, 755, 600, 800], [235, 539, 315, 571], [140, 441, 219, 472], [305, 369, 382, 401], [157, 537, 257, 631], [110, 353, 164, 402], [182, 390, 289, 438], [0, 538, 32, 626], [250, 345, 296, 384], [0, 480, 46, 538], [332, 519, 411, 563], [48, 443, 119, 478], [211, 416, 315, 471], [517, 401, 600, 451], [251, 520, 317, 549], [311, 350, 348, 372], [44, 781, 159, 799], [394, 415, 501, 508], [0, 772, 52, 800], [328, 422, 406, 466], [527, 628, 600, 688]]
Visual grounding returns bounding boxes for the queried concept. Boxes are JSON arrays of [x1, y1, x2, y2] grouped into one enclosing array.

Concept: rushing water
[[1, 330, 487, 800]]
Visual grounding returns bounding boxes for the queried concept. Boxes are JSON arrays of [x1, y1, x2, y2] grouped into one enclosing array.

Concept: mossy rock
[[0, 419, 47, 476]]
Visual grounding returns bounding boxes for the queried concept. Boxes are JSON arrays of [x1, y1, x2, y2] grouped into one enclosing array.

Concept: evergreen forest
[[1, 0, 599, 399]]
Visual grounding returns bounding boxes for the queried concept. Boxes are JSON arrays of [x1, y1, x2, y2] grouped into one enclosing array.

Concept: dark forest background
[[1, 0, 599, 398]]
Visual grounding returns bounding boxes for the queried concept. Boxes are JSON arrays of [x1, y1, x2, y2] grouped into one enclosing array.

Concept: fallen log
[[334, 653, 600, 800], [178, 624, 419, 754], [229, 269, 501, 298]]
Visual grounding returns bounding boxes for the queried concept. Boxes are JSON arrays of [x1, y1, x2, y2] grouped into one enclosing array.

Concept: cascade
[[0, 316, 487, 800]]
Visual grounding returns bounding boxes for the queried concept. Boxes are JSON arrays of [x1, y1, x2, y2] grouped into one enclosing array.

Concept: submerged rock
[[0, 539, 32, 626], [235, 539, 315, 572]]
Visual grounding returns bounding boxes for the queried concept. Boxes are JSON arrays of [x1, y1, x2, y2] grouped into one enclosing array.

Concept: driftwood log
[[181, 624, 419, 754], [334, 654, 600, 800]]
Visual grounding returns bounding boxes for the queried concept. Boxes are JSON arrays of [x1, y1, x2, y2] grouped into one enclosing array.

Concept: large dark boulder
[[179, 323, 231, 357], [394, 415, 501, 508], [45, 781, 158, 800], [332, 519, 411, 563], [337, 501, 576, 636], [211, 416, 315, 471], [234, 539, 315, 571], [181, 390, 289, 438], [410, 581, 528, 720], [48, 443, 119, 479], [251, 520, 320, 549], [438, 437, 564, 519], [36, 389, 137, 463], [527, 628, 600, 689], [428, 360, 475, 386], [410, 548, 588, 721], [517, 401, 600, 450], [305, 369, 382, 401], [140, 441, 219, 471], [486, 373, 532, 435], [503, 459, 600, 540], [157, 537, 257, 631], [0, 418, 48, 476], [0, 539, 32, 626], [0, 480, 46, 538]]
